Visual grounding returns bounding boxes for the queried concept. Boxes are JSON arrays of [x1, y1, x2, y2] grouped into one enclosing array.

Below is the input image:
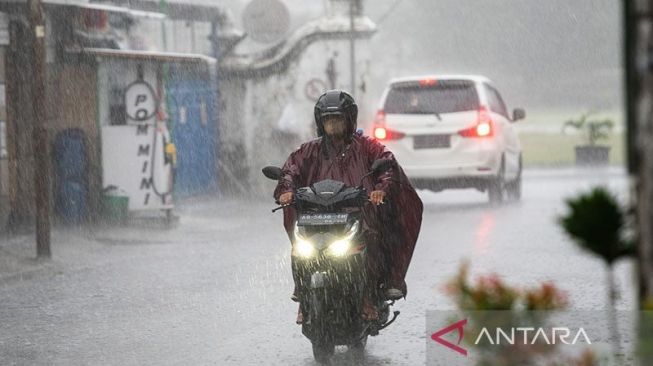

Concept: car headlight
[[293, 225, 315, 258], [327, 221, 359, 257]]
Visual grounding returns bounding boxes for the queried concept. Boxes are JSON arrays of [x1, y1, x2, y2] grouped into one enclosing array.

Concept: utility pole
[[349, 0, 356, 98], [159, 0, 168, 51], [26, 0, 51, 258], [626, 0, 653, 305]]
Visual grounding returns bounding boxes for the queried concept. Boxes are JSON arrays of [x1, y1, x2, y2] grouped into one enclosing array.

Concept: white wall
[[234, 37, 373, 193], [98, 60, 174, 211]]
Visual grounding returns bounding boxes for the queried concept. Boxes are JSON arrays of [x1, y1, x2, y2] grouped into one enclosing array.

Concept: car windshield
[[384, 81, 479, 114]]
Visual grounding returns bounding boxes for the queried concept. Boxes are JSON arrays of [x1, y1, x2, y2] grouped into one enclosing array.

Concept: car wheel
[[506, 155, 522, 201], [488, 158, 505, 204]]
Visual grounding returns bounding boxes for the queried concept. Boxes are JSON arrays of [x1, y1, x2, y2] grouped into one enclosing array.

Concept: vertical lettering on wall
[[135, 94, 149, 120], [136, 123, 153, 207], [138, 144, 151, 156], [140, 177, 153, 190], [136, 124, 149, 135]]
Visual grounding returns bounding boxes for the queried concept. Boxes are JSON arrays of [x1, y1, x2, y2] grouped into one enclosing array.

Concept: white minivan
[[372, 75, 525, 203]]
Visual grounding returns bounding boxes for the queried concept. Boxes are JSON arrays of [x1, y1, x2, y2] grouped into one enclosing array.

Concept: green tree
[[559, 187, 636, 359]]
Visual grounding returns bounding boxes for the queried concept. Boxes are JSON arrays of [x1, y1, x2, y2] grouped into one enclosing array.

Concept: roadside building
[[0, 0, 377, 228], [0, 0, 222, 227]]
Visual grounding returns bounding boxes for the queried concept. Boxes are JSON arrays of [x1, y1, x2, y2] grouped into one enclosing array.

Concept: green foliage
[[563, 113, 614, 146], [559, 187, 635, 265], [560, 187, 636, 363]]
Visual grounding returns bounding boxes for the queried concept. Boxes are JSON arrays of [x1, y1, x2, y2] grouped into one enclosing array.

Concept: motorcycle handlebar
[[271, 203, 293, 212]]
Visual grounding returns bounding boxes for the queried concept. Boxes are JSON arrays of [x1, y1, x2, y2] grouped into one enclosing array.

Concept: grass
[[522, 108, 624, 129], [519, 132, 625, 167]]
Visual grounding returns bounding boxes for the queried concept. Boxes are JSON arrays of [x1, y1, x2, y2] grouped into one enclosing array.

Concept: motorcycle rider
[[274, 90, 423, 322]]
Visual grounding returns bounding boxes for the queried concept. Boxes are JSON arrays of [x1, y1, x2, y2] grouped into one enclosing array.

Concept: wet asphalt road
[[0, 167, 634, 365]]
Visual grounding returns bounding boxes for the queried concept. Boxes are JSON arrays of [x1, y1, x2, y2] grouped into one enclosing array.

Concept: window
[[109, 87, 126, 126], [485, 84, 509, 119], [384, 80, 479, 114]]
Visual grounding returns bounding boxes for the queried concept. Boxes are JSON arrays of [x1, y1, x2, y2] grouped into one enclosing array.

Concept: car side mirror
[[371, 159, 394, 174], [262, 166, 283, 180], [512, 108, 526, 122]]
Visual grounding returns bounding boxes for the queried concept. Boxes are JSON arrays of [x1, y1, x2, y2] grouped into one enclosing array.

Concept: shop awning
[[0, 1, 165, 20], [66, 2, 166, 20], [75, 47, 217, 65]]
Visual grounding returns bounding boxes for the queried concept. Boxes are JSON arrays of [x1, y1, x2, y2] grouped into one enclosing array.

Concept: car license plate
[[298, 213, 348, 226], [413, 134, 451, 149]]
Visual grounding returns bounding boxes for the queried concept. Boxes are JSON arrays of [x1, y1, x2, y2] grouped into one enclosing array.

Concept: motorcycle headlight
[[327, 221, 360, 257], [293, 225, 315, 258], [327, 238, 351, 257], [295, 238, 315, 258]]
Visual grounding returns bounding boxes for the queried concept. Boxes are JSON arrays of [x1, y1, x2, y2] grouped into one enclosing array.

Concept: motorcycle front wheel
[[312, 341, 335, 364], [349, 334, 367, 361]]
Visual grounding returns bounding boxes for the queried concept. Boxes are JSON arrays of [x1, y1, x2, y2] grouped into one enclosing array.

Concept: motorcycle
[[263, 159, 400, 363]]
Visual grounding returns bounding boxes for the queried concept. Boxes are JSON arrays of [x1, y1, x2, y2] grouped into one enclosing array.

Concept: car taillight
[[458, 106, 494, 138], [374, 126, 387, 139], [373, 126, 405, 141], [419, 78, 437, 87], [372, 109, 404, 140], [476, 122, 492, 137]]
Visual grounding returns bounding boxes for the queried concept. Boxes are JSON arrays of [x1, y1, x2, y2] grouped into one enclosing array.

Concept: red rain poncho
[[273, 133, 423, 295]]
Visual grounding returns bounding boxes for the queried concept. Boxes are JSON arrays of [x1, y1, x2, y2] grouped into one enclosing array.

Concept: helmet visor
[[322, 114, 347, 137]]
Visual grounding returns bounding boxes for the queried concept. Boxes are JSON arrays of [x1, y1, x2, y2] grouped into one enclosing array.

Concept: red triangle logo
[[431, 318, 468, 356]]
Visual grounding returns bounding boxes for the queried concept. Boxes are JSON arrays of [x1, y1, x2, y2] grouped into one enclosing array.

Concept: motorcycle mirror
[[262, 166, 283, 180], [357, 159, 395, 188], [371, 159, 394, 174]]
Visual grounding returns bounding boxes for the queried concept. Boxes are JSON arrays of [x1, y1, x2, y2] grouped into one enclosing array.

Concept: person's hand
[[369, 190, 386, 206], [279, 192, 294, 205]]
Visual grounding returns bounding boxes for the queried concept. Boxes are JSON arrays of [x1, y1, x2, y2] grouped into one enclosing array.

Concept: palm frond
[[559, 187, 634, 265]]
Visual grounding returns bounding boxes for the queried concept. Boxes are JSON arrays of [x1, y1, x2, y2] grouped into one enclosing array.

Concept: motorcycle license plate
[[298, 213, 348, 226]]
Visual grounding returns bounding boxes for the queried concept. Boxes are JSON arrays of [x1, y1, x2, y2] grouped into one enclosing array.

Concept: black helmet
[[314, 90, 358, 137]]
